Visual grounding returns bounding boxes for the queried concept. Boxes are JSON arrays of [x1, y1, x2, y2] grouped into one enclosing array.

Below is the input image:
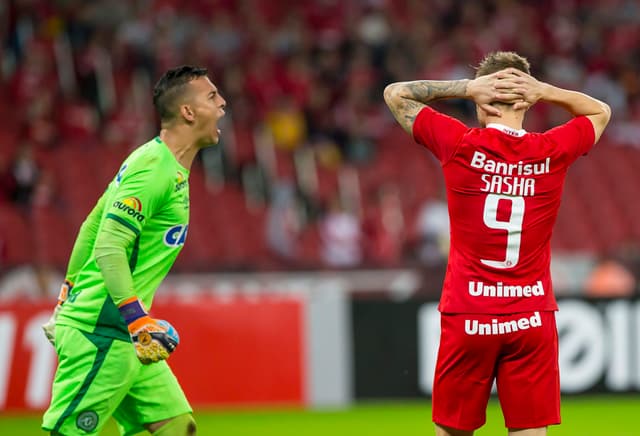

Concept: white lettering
[[479, 174, 535, 196], [468, 281, 482, 296], [465, 312, 541, 336], [0, 314, 16, 409], [419, 300, 640, 396], [469, 152, 551, 177], [530, 311, 542, 327], [471, 151, 486, 169], [517, 317, 530, 330], [471, 152, 549, 197], [468, 281, 545, 298]]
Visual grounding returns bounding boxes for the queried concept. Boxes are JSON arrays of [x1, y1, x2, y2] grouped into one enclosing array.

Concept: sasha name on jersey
[[471, 151, 550, 197]]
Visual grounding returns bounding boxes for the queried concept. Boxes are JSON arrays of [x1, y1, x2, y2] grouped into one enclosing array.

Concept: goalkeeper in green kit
[[41, 66, 226, 435]]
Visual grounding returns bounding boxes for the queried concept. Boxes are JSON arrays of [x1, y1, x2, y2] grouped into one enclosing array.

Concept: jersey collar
[[486, 123, 527, 137]]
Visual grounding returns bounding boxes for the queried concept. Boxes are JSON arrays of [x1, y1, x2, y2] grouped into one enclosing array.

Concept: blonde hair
[[475, 51, 530, 77]]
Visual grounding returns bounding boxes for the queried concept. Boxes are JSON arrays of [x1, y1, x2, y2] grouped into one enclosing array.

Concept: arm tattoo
[[405, 80, 468, 103], [385, 80, 468, 134]]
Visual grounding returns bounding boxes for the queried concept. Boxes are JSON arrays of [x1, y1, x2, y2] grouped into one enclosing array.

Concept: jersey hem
[[56, 319, 131, 342]]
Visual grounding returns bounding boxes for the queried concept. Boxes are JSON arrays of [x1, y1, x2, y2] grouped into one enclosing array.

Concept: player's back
[[439, 121, 592, 314]]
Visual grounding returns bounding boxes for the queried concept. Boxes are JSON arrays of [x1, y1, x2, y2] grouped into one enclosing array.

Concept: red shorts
[[432, 311, 560, 431]]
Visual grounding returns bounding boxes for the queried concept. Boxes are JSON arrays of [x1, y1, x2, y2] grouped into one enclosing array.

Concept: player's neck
[[158, 128, 198, 169], [484, 112, 523, 130]]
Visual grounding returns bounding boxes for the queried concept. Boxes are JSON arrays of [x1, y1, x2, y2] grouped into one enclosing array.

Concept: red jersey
[[413, 107, 595, 314]]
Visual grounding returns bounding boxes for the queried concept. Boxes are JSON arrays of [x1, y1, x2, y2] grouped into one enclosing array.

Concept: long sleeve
[[64, 192, 107, 283], [94, 217, 137, 306]]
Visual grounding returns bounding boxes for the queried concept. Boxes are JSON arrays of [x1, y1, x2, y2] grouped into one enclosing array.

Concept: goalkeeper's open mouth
[[212, 107, 225, 143]]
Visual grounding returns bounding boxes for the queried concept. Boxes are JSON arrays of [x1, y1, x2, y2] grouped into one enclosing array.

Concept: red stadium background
[[1, 0, 640, 415]]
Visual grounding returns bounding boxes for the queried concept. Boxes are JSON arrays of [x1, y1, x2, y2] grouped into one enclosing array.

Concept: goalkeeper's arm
[[54, 192, 108, 304], [64, 192, 108, 286], [95, 218, 178, 364], [42, 193, 108, 345]]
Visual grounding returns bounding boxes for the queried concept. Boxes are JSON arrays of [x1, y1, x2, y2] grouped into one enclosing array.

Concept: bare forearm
[[542, 84, 609, 117], [384, 80, 469, 133], [389, 79, 469, 103], [542, 84, 611, 142]]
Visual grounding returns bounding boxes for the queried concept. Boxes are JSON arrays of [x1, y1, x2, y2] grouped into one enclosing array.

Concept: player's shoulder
[[112, 138, 177, 188], [125, 138, 166, 167], [542, 116, 592, 138], [119, 138, 181, 179]]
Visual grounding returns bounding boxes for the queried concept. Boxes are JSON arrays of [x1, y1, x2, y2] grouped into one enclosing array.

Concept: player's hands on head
[[468, 68, 547, 114], [467, 72, 506, 116], [493, 68, 546, 110], [468, 70, 528, 116], [118, 297, 180, 364]]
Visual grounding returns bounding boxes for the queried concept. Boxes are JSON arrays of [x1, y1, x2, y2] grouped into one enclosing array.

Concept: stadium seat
[[0, 205, 33, 268]]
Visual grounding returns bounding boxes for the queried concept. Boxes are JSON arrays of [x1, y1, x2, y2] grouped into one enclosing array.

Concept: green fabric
[[94, 293, 131, 341], [95, 218, 138, 305], [64, 192, 108, 283], [113, 369, 192, 435], [42, 326, 116, 434], [42, 326, 191, 435], [57, 137, 190, 337]]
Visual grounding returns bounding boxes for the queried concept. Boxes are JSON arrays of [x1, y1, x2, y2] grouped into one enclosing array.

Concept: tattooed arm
[[383, 72, 519, 134], [382, 80, 467, 134]]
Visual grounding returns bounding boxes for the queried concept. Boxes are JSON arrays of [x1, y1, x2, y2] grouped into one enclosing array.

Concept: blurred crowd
[[1, 0, 639, 296]]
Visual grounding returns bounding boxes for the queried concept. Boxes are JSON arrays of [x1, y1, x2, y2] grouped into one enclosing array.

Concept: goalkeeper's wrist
[[56, 279, 73, 306], [118, 297, 151, 330]]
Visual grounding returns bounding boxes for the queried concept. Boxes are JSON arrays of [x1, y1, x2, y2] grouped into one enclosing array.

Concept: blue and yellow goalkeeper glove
[[42, 279, 73, 346], [117, 297, 179, 364]]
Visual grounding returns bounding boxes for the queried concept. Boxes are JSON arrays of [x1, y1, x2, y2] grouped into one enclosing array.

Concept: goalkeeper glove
[[118, 297, 179, 364], [42, 279, 73, 346]]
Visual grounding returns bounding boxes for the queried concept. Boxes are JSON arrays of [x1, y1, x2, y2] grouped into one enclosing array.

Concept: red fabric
[[413, 107, 595, 314], [432, 311, 560, 430]]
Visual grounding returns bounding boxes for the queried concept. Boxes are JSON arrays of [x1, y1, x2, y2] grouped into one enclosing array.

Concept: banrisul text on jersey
[[471, 150, 551, 197]]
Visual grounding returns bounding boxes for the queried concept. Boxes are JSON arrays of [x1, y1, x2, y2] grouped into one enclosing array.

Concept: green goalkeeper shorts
[[42, 325, 192, 435]]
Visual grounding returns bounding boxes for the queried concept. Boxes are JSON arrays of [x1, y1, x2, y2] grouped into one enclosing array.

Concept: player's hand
[[467, 71, 522, 116], [118, 297, 180, 364], [493, 68, 547, 110], [42, 279, 73, 346]]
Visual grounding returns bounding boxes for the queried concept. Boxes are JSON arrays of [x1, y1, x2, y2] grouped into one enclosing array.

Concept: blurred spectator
[[22, 87, 58, 149], [0, 0, 639, 277], [414, 192, 450, 266], [362, 184, 405, 267], [0, 155, 16, 203], [31, 170, 57, 207], [265, 94, 307, 151], [585, 254, 637, 297], [8, 38, 57, 111], [319, 194, 362, 268], [0, 265, 62, 301], [10, 142, 40, 207], [265, 179, 302, 265], [56, 91, 99, 146]]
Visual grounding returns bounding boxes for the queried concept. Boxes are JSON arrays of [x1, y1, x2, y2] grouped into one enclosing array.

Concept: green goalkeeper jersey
[[57, 137, 190, 341]]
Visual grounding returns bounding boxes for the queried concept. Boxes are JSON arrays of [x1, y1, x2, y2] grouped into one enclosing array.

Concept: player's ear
[[179, 104, 195, 123]]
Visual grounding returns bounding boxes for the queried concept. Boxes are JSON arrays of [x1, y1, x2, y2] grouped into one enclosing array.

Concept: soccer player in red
[[384, 51, 611, 436]]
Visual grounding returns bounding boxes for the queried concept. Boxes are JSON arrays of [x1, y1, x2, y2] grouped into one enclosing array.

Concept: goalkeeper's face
[[189, 76, 227, 147]]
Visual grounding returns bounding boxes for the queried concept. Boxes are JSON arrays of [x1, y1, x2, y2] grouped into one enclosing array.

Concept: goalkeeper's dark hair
[[153, 65, 208, 123], [474, 51, 530, 77]]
